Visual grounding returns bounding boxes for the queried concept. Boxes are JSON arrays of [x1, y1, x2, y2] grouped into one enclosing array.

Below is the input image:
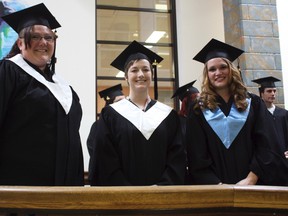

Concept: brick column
[[223, 0, 284, 106]]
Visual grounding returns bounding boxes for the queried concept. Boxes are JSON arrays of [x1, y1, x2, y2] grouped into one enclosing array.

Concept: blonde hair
[[195, 58, 248, 112]]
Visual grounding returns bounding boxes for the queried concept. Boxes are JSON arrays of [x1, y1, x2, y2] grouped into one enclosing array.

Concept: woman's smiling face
[[207, 57, 230, 91], [126, 59, 152, 93], [17, 25, 55, 71]]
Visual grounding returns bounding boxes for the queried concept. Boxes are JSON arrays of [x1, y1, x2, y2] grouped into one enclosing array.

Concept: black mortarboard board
[[98, 84, 124, 103], [171, 80, 199, 101], [1, 3, 61, 33], [110, 40, 163, 72], [193, 38, 244, 64], [110, 40, 163, 100], [252, 76, 281, 89]]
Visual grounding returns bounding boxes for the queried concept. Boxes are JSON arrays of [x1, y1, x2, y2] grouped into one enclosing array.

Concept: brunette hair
[[6, 26, 38, 58], [124, 58, 153, 78], [5, 26, 57, 73], [179, 92, 199, 117]]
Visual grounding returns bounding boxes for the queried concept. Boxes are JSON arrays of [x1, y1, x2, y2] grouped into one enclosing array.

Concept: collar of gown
[[267, 104, 275, 114], [8, 54, 72, 114], [202, 98, 251, 149], [110, 98, 172, 140]]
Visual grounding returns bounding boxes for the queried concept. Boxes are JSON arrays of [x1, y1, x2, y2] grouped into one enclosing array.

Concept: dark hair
[[6, 26, 35, 59], [179, 92, 199, 117], [124, 55, 153, 77], [5, 26, 57, 73], [4, 41, 20, 59]]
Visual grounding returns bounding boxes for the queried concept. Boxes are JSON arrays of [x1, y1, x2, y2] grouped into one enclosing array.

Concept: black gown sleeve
[[87, 121, 98, 157], [186, 104, 221, 184], [89, 107, 131, 186], [157, 111, 186, 185], [249, 94, 288, 186], [87, 121, 98, 183], [0, 60, 17, 128], [272, 107, 288, 153]]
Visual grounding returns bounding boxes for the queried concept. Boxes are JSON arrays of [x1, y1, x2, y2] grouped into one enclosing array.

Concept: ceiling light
[[155, 4, 167, 10], [116, 71, 125, 78], [145, 31, 166, 43], [158, 52, 169, 56]]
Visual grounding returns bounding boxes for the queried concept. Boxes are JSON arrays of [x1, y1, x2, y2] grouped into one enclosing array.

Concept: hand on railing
[[236, 171, 258, 185]]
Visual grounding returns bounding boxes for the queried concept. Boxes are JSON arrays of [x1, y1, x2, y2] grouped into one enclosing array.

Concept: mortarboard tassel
[[50, 30, 57, 74], [153, 60, 158, 100]]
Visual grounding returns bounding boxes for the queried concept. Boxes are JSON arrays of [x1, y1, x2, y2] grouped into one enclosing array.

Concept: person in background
[[171, 80, 199, 184], [186, 38, 288, 186], [252, 76, 288, 159], [171, 80, 200, 118], [87, 84, 125, 184], [0, 3, 84, 186], [90, 40, 185, 186]]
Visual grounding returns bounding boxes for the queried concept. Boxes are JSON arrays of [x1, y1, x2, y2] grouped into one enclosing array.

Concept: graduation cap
[[2, 3, 61, 73], [193, 38, 244, 64], [1, 3, 61, 33], [110, 40, 163, 100], [252, 76, 281, 92], [99, 84, 124, 105], [171, 80, 199, 101]]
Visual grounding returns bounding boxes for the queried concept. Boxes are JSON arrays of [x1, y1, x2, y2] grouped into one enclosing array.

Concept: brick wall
[[222, 0, 284, 107]]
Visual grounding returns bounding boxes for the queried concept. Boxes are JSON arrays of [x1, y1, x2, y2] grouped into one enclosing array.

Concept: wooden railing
[[0, 185, 288, 215]]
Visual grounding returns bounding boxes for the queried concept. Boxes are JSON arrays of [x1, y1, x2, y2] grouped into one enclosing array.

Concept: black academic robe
[[270, 106, 288, 153], [179, 115, 191, 184], [87, 121, 98, 157], [0, 57, 84, 186], [186, 93, 288, 186], [90, 99, 185, 186], [87, 121, 98, 184]]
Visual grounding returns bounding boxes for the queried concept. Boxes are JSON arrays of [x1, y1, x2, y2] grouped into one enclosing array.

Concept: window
[[96, 0, 177, 114]]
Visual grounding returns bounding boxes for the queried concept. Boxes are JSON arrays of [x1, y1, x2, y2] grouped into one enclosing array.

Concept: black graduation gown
[[179, 115, 191, 184], [186, 93, 288, 186], [270, 106, 288, 153], [87, 121, 98, 184], [87, 121, 98, 157], [0, 58, 84, 186], [90, 99, 186, 186]]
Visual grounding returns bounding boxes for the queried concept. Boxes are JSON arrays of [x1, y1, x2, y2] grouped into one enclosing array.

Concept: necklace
[[127, 96, 151, 111]]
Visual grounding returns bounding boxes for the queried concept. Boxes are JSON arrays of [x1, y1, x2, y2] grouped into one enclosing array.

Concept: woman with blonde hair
[[186, 38, 288, 186]]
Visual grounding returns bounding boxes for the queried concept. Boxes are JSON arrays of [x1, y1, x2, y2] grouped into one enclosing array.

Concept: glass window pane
[[96, 0, 176, 112], [97, 0, 171, 10], [157, 81, 174, 107], [97, 10, 171, 43]]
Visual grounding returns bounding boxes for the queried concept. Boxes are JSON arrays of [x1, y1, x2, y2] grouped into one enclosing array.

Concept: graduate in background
[[87, 84, 125, 184], [90, 40, 185, 186], [186, 38, 288, 186], [252, 76, 288, 158], [0, 3, 84, 186], [171, 80, 199, 184], [171, 80, 199, 118]]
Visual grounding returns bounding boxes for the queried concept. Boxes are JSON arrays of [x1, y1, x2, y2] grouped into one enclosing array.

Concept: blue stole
[[202, 98, 251, 149]]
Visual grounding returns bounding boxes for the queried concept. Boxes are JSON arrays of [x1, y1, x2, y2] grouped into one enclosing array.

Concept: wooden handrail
[[0, 185, 287, 215]]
